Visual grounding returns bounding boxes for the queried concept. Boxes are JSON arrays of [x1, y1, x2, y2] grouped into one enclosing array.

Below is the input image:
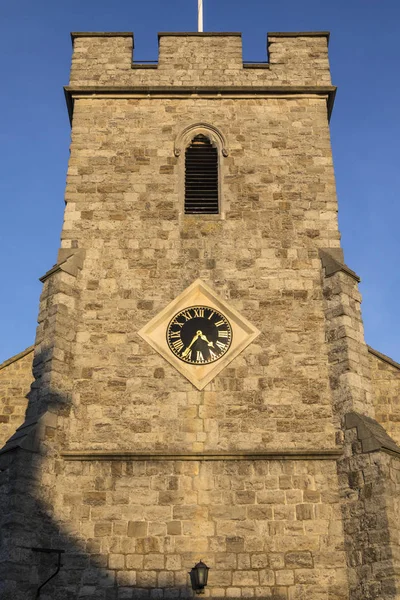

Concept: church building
[[1, 30, 400, 600]]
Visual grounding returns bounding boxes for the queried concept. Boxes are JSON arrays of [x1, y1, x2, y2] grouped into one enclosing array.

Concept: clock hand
[[181, 331, 202, 357], [200, 333, 214, 348]]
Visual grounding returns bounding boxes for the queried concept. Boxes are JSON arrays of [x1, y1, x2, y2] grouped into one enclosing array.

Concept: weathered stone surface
[[69, 33, 332, 88], [60, 89, 341, 453], [0, 347, 33, 447], [339, 425, 400, 600], [369, 348, 400, 445], [1, 29, 400, 600]]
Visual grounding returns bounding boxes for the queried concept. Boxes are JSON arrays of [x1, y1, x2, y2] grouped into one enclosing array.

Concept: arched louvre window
[[185, 135, 219, 214]]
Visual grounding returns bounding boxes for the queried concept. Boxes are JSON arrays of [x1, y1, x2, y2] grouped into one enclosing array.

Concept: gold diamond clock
[[138, 279, 260, 390], [167, 305, 233, 365]]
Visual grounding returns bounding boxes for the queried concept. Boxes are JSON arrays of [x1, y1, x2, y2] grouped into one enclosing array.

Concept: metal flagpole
[[198, 0, 203, 32]]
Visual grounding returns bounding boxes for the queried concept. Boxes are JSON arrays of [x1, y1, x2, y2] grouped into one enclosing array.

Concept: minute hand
[[181, 332, 201, 358]]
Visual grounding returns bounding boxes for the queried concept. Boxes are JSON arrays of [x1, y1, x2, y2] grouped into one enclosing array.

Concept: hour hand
[[200, 333, 214, 348]]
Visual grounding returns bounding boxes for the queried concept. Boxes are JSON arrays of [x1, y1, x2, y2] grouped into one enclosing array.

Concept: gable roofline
[[0, 346, 34, 372], [368, 346, 400, 371]]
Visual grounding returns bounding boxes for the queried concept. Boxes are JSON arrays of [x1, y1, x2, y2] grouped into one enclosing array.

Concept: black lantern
[[190, 560, 210, 594]]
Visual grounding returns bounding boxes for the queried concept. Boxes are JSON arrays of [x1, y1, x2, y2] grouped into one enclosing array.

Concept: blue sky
[[1, 0, 399, 364]]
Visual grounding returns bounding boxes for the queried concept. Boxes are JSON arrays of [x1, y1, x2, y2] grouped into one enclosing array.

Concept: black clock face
[[166, 306, 232, 365]]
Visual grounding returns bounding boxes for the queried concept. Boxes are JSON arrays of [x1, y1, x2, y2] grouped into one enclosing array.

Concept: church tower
[[1, 31, 400, 600]]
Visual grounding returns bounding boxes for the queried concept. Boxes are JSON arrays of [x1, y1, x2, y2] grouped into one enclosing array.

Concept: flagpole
[[198, 0, 203, 32]]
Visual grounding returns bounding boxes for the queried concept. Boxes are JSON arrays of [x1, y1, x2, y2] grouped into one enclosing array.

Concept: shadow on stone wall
[[337, 425, 399, 600], [0, 449, 195, 600], [0, 355, 197, 600], [1, 347, 350, 600]]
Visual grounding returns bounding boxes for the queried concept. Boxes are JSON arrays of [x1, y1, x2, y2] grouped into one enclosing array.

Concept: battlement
[[69, 31, 332, 88]]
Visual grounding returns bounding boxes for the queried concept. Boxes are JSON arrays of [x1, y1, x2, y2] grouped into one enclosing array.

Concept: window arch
[[174, 123, 229, 217]]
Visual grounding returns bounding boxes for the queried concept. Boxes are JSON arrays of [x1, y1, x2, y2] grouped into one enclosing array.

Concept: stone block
[[127, 522, 147, 537], [296, 504, 314, 521]]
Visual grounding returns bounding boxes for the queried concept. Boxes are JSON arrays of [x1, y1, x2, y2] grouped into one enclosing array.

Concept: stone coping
[[243, 63, 270, 69], [69, 31, 329, 40], [71, 31, 133, 39], [345, 412, 400, 456], [0, 417, 38, 455], [268, 31, 330, 38], [368, 346, 400, 371], [69, 31, 330, 51], [39, 249, 85, 283], [158, 32, 242, 38], [70, 31, 134, 48], [132, 63, 158, 69], [267, 31, 330, 49], [319, 249, 361, 282], [131, 62, 270, 70], [0, 345, 34, 372], [62, 449, 343, 461]]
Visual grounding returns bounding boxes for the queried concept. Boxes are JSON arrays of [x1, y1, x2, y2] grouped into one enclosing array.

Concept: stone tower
[[1, 31, 400, 600]]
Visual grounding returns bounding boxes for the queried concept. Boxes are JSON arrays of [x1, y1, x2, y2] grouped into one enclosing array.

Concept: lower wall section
[[339, 427, 400, 600], [2, 455, 350, 600]]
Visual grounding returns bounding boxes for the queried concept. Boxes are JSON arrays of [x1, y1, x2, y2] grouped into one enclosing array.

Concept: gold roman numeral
[[218, 330, 229, 338], [172, 339, 184, 353], [196, 351, 204, 362], [193, 308, 205, 318], [173, 320, 184, 328], [209, 350, 217, 360], [169, 331, 180, 339], [215, 320, 225, 327], [207, 310, 215, 320], [216, 341, 227, 351], [181, 310, 192, 321]]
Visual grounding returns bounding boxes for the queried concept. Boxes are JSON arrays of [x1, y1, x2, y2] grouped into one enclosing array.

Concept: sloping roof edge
[[0, 346, 34, 372], [368, 346, 400, 371], [345, 412, 400, 456]]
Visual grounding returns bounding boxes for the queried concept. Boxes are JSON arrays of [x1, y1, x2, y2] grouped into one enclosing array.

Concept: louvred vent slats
[[185, 135, 219, 214]]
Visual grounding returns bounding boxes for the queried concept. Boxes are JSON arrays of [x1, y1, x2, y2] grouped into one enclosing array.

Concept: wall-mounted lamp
[[190, 560, 210, 594]]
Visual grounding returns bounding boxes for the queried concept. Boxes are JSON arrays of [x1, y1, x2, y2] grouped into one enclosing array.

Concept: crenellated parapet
[[67, 31, 335, 120]]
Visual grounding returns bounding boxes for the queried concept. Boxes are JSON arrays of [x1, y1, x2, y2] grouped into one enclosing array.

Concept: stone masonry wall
[[26, 261, 82, 422], [0, 347, 33, 448], [321, 268, 374, 423], [384, 453, 400, 595], [0, 32, 359, 600], [0, 254, 83, 600], [369, 349, 400, 446], [62, 94, 341, 452], [23, 34, 349, 596], [31, 455, 348, 600], [339, 427, 400, 600], [0, 449, 41, 600], [69, 32, 332, 87]]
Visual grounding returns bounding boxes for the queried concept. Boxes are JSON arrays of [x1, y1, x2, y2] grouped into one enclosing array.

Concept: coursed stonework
[[63, 94, 340, 453], [369, 348, 400, 446], [69, 32, 332, 88], [0, 346, 33, 447], [1, 30, 399, 600]]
